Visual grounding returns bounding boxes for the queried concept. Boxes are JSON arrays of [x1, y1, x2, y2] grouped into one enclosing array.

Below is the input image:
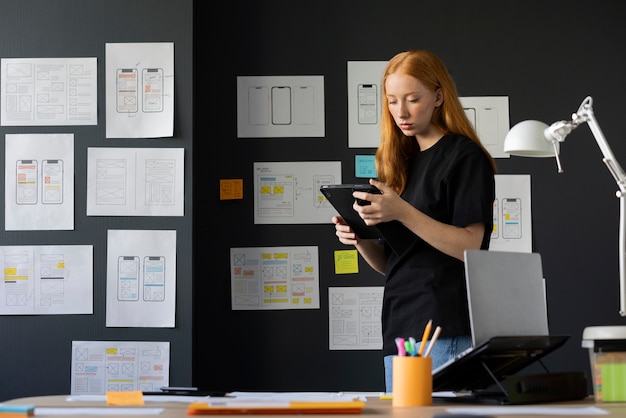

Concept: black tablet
[[320, 184, 414, 255]]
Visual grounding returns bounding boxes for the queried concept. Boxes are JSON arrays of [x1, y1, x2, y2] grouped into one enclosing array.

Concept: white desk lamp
[[504, 96, 626, 316]]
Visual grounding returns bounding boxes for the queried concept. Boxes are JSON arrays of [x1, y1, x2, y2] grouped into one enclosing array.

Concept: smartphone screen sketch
[[271, 86, 291, 125], [358, 84, 377, 124], [16, 160, 38, 205], [293, 85, 314, 125], [477, 107, 499, 146], [142, 68, 163, 112], [248, 86, 269, 125], [39, 253, 65, 306], [116, 68, 138, 113], [118, 256, 140, 301], [143, 256, 165, 301], [464, 107, 477, 128], [42, 159, 63, 204], [502, 198, 522, 239]]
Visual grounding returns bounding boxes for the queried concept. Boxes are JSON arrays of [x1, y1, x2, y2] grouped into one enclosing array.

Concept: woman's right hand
[[332, 215, 359, 246]]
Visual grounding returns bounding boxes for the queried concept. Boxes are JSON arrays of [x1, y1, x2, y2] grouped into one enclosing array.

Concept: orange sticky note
[[220, 179, 243, 200], [106, 390, 145, 406]]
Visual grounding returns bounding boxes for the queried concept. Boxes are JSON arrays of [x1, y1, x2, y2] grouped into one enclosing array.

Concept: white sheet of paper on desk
[[447, 406, 608, 415], [35, 407, 164, 415], [228, 392, 369, 402]]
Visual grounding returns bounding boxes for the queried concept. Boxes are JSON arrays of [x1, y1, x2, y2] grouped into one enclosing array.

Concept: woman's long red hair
[[375, 50, 496, 194]]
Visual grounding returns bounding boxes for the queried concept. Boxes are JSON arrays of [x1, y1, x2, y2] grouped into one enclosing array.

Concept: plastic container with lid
[[582, 326, 626, 402]]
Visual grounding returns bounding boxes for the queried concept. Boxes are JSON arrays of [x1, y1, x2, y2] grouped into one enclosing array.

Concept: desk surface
[[4, 394, 625, 418]]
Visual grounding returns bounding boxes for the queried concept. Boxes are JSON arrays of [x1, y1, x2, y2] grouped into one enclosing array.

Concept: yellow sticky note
[[106, 390, 144, 406], [334, 249, 359, 274]]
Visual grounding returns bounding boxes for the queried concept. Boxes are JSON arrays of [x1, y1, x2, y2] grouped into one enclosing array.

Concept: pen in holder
[[392, 355, 432, 407]]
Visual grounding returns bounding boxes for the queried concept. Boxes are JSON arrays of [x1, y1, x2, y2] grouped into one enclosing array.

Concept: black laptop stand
[[431, 335, 588, 404]]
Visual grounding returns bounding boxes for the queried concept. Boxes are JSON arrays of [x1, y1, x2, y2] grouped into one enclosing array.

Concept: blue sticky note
[[355, 155, 376, 178]]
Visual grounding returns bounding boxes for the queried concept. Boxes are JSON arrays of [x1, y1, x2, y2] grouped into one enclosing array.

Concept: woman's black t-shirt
[[381, 133, 495, 356]]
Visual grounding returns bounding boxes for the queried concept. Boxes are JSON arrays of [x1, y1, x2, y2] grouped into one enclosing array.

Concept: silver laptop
[[465, 249, 549, 346], [433, 249, 550, 375], [431, 250, 569, 400]]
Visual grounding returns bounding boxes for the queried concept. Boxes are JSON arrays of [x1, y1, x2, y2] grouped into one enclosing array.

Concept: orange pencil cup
[[392, 355, 432, 407]]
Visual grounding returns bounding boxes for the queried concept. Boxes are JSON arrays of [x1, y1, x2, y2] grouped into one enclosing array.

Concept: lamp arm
[[576, 97, 626, 194], [567, 96, 626, 316], [619, 193, 626, 316]]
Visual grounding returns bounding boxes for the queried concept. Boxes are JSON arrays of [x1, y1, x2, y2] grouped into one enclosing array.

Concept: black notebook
[[319, 184, 415, 255]]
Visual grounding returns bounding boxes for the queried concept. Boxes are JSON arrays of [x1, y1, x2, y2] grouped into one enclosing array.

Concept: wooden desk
[[4, 395, 626, 418]]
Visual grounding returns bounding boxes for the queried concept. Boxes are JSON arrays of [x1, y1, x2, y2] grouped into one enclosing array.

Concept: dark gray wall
[[196, 0, 626, 393], [0, 0, 194, 401]]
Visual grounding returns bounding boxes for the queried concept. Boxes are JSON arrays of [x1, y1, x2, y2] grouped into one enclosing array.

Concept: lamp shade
[[504, 120, 558, 157]]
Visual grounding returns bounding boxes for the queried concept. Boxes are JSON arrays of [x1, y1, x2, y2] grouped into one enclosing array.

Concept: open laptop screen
[[431, 250, 563, 398], [464, 249, 549, 346]]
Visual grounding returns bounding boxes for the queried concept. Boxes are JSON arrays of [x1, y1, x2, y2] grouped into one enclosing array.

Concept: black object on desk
[[143, 387, 227, 397], [432, 335, 588, 405]]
